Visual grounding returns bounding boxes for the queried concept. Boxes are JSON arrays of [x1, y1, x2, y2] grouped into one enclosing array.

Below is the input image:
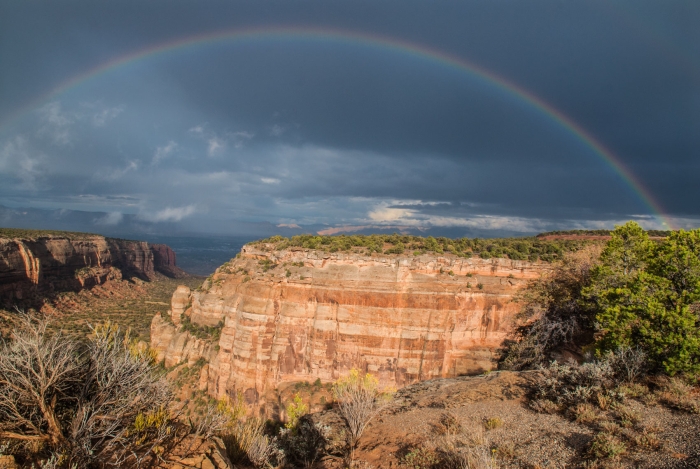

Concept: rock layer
[[152, 243, 549, 411], [0, 232, 184, 304]]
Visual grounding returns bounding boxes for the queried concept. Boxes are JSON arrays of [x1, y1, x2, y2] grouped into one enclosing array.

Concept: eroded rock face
[[153, 244, 549, 412], [0, 233, 183, 305], [151, 243, 187, 278], [150, 313, 216, 368]]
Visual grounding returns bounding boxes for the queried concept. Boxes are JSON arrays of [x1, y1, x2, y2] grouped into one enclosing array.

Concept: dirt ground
[[319, 372, 700, 469]]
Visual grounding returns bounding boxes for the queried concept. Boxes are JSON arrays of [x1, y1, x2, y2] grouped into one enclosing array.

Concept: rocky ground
[[300, 371, 700, 469]]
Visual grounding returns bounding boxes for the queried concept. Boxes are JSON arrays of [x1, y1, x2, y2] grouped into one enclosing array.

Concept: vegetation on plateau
[[252, 233, 599, 262], [537, 228, 671, 238], [0, 227, 101, 240]]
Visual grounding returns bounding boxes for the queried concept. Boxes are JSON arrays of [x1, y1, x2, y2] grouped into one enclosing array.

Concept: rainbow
[[0, 26, 673, 228]]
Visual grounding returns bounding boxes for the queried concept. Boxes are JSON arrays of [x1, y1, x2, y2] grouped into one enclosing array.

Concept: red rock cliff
[[151, 243, 549, 409], [150, 243, 187, 278], [0, 231, 183, 304]]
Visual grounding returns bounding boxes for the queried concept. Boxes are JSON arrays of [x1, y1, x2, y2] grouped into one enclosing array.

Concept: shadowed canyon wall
[[0, 232, 184, 304], [151, 243, 550, 411]]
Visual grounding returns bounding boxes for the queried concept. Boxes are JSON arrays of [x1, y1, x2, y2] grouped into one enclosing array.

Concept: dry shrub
[[633, 428, 661, 450], [571, 403, 599, 424], [333, 369, 394, 459], [278, 416, 332, 468], [657, 377, 700, 413], [402, 423, 498, 469], [604, 347, 647, 383], [614, 405, 641, 428], [483, 418, 503, 431], [403, 445, 440, 469], [500, 246, 601, 370], [222, 417, 276, 467], [639, 391, 659, 407], [616, 383, 648, 399], [435, 433, 499, 469], [659, 394, 700, 413], [190, 400, 235, 440], [589, 432, 626, 459], [597, 420, 620, 435], [245, 428, 277, 468], [582, 459, 626, 469], [664, 376, 694, 396], [529, 399, 561, 414], [494, 441, 516, 460], [349, 461, 375, 469], [216, 395, 278, 468], [532, 359, 618, 407], [596, 393, 613, 410], [0, 314, 177, 468], [433, 412, 462, 435]]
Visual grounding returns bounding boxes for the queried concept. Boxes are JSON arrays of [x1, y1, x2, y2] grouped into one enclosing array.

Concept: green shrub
[[503, 221, 700, 376], [285, 394, 308, 430], [250, 232, 596, 262], [586, 222, 700, 375]]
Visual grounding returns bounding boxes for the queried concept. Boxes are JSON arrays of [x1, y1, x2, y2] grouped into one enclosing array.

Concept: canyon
[[151, 242, 551, 414], [0, 230, 185, 306]]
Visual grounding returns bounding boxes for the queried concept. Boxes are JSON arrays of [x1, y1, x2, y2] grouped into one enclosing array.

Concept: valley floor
[[1, 273, 203, 341]]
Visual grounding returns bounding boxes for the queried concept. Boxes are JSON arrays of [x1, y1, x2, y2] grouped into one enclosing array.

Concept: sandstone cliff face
[[152, 244, 549, 411], [151, 243, 187, 278], [0, 233, 183, 304]]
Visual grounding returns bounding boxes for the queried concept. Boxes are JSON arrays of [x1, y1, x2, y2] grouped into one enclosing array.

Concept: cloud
[[143, 205, 197, 222], [189, 124, 205, 134], [365, 200, 556, 232], [188, 123, 253, 153], [231, 130, 254, 148], [95, 160, 139, 181], [37, 102, 73, 145], [188, 124, 226, 155], [0, 136, 46, 189], [95, 211, 123, 225], [368, 206, 418, 222], [261, 177, 280, 184], [152, 141, 177, 165], [270, 124, 285, 137], [207, 137, 226, 156], [317, 225, 417, 235], [233, 131, 254, 140], [361, 199, 694, 234], [92, 105, 124, 127]]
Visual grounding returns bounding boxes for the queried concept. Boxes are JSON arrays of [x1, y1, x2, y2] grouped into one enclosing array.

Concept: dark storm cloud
[[0, 0, 698, 235]]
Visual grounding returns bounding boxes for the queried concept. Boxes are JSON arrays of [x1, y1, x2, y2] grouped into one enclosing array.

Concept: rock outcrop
[[152, 243, 549, 413], [151, 243, 188, 278], [0, 231, 185, 305]]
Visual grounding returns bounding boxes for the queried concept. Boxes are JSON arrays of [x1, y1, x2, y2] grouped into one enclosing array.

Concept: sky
[[0, 0, 699, 238]]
